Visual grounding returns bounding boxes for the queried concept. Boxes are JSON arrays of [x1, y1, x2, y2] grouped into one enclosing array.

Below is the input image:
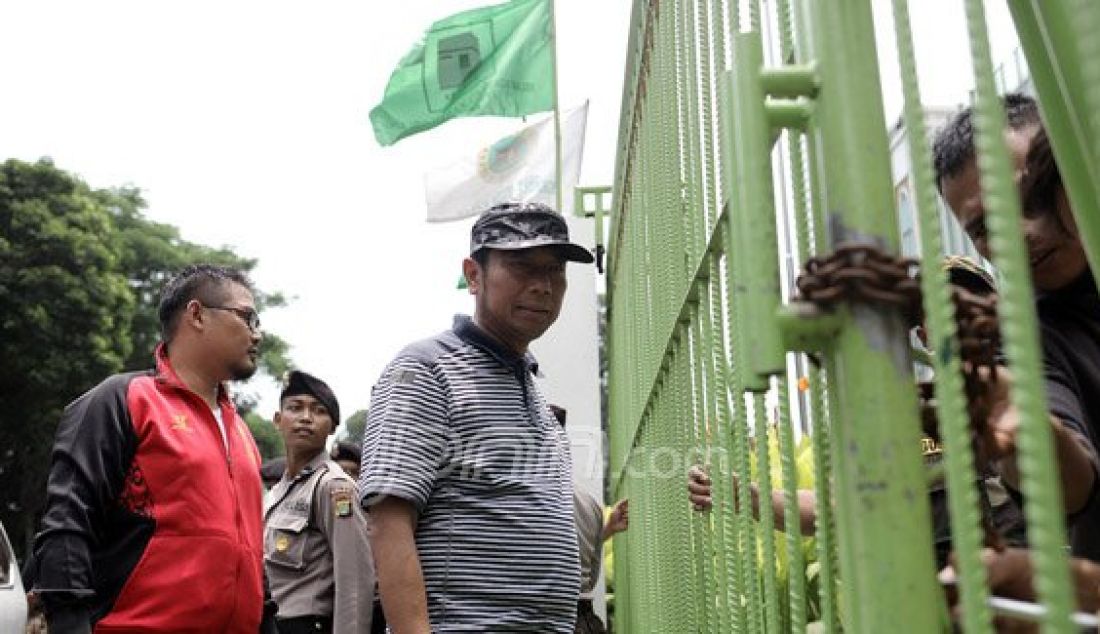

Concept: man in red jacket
[[33, 264, 274, 633]]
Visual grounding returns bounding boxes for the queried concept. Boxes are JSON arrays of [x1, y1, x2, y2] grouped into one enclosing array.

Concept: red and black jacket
[[33, 346, 267, 633]]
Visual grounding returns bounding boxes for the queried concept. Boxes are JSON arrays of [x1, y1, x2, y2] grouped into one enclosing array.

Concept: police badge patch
[[333, 488, 353, 518]]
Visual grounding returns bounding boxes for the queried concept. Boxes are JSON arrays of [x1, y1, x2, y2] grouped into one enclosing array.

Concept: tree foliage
[[99, 186, 290, 375], [0, 159, 134, 558], [339, 409, 369, 444], [245, 412, 285, 461], [0, 158, 291, 557]]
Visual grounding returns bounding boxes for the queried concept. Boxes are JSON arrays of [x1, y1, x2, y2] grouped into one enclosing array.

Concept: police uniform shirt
[[574, 488, 604, 600], [264, 452, 375, 634]]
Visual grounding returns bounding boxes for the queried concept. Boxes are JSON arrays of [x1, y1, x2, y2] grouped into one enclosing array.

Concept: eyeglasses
[[205, 305, 261, 332]]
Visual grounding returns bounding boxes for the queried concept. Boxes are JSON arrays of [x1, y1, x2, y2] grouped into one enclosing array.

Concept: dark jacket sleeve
[[33, 372, 138, 633]]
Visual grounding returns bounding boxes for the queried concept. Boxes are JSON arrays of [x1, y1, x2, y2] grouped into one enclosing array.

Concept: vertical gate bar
[[890, 0, 993, 631], [963, 0, 1076, 629], [753, 391, 782, 634], [1005, 0, 1100, 283], [776, 374, 807, 633], [699, 268, 734, 628], [679, 333, 703, 632], [723, 216, 763, 633], [710, 254, 746, 633], [728, 31, 785, 386], [808, 365, 840, 633], [689, 311, 718, 633], [696, 0, 718, 236], [803, 0, 943, 630]]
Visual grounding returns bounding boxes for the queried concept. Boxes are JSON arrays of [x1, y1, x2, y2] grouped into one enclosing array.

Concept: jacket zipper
[[174, 385, 247, 629]]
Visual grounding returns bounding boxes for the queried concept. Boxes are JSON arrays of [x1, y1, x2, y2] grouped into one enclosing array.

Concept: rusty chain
[[795, 242, 923, 324], [795, 242, 1005, 548], [793, 242, 1001, 425]]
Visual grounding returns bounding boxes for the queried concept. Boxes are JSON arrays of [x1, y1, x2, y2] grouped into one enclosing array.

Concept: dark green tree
[[339, 409, 369, 443], [101, 186, 290, 377], [245, 412, 284, 460], [0, 158, 292, 558], [0, 158, 134, 556]]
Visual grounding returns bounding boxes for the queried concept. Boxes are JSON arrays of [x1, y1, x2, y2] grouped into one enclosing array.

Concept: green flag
[[369, 0, 554, 146]]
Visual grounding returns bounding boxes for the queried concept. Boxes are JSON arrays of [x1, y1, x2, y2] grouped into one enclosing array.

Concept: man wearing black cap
[[362, 202, 594, 632], [265, 371, 374, 634]]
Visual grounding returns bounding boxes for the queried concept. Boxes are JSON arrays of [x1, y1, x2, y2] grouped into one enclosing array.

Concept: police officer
[[265, 371, 374, 634]]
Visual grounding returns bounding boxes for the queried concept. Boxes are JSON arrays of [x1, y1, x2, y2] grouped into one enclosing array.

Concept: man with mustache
[[265, 371, 374, 634], [361, 202, 594, 632], [933, 93, 1100, 561], [32, 264, 275, 632]]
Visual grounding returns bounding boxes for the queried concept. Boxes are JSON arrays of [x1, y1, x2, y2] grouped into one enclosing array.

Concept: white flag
[[424, 103, 588, 222]]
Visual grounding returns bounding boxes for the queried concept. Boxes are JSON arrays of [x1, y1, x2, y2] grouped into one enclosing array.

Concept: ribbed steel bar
[[710, 254, 746, 634], [776, 375, 807, 632], [891, 0, 992, 631], [963, 0, 1076, 629], [753, 391, 781, 634], [699, 268, 734, 629], [696, 0, 718, 236], [1005, 0, 1100, 283], [807, 365, 839, 633], [681, 331, 704, 632], [689, 312, 718, 633]]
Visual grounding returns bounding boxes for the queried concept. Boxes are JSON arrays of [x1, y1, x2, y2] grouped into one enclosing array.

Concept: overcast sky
[[0, 0, 1018, 423]]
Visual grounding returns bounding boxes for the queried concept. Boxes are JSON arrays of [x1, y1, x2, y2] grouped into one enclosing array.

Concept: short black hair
[[471, 248, 492, 268], [331, 440, 361, 465], [158, 264, 253, 343], [1021, 126, 1061, 216], [932, 93, 1041, 191]]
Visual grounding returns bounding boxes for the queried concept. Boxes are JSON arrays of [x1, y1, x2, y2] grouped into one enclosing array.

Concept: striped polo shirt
[[361, 315, 580, 632]]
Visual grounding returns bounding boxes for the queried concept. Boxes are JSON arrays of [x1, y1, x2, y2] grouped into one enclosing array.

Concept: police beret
[[280, 370, 340, 425]]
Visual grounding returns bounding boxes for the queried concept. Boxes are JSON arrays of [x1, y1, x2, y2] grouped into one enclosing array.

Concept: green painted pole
[[801, 1, 943, 630], [774, 2, 837, 627], [728, 32, 785, 386], [548, 0, 563, 213]]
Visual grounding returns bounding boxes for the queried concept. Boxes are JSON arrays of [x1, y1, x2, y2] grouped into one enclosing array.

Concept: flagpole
[[548, 0, 563, 213]]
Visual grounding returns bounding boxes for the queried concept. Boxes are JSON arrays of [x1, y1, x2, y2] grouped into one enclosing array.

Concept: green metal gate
[[604, 0, 1100, 631]]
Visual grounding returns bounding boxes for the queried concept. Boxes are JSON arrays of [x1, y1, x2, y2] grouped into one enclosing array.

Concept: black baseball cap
[[279, 370, 340, 425], [470, 202, 594, 264]]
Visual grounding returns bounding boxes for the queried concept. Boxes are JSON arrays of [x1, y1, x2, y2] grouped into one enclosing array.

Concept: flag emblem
[[478, 126, 537, 181]]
